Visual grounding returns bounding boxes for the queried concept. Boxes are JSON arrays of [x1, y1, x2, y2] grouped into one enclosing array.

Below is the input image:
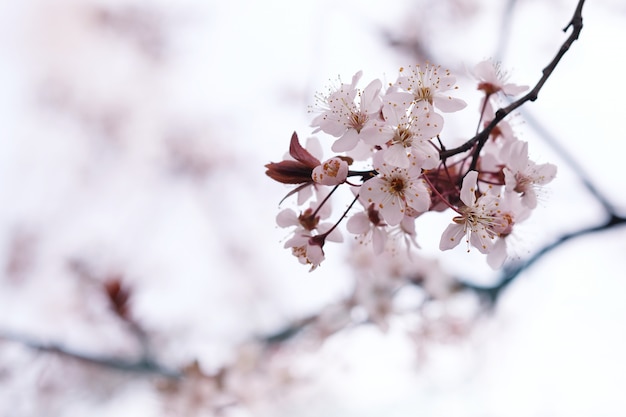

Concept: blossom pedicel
[[266, 60, 556, 270]]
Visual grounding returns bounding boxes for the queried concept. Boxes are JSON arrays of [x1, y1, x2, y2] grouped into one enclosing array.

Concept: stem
[[440, 0, 585, 162], [321, 192, 361, 238], [0, 330, 181, 378], [311, 184, 340, 218], [347, 169, 378, 182], [422, 172, 461, 213], [463, 214, 626, 305], [475, 94, 491, 135]]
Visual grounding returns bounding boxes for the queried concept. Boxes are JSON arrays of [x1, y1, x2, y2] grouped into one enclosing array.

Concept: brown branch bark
[[440, 0, 586, 164]]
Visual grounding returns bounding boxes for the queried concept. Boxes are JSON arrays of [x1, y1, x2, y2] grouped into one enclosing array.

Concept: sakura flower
[[485, 193, 531, 269], [276, 207, 317, 231], [311, 71, 384, 152], [389, 206, 421, 252], [265, 132, 320, 185], [386, 63, 467, 113], [483, 116, 517, 147], [347, 202, 388, 254], [265, 132, 323, 204], [312, 157, 349, 186], [502, 140, 557, 208], [473, 59, 528, 97], [378, 103, 442, 169], [360, 154, 431, 226], [439, 171, 505, 254], [279, 206, 343, 271], [284, 233, 326, 271], [276, 188, 335, 232]]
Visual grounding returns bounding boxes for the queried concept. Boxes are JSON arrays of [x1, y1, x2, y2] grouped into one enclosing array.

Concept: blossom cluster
[[266, 61, 556, 270]]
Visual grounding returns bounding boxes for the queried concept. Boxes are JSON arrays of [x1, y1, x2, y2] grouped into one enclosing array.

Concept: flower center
[[298, 208, 319, 231], [323, 159, 341, 178], [348, 111, 368, 133], [367, 203, 385, 226], [514, 173, 532, 193], [393, 127, 414, 148], [388, 177, 406, 195], [416, 86, 433, 104]]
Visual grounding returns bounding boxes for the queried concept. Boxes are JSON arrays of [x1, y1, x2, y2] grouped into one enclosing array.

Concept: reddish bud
[[104, 277, 131, 320], [265, 132, 321, 184]]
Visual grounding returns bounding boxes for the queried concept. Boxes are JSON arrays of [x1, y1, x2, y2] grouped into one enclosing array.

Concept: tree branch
[[0, 330, 182, 379], [462, 214, 626, 305], [440, 0, 586, 162]]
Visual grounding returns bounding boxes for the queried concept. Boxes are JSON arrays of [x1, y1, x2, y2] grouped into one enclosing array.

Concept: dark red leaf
[[288, 132, 320, 168]]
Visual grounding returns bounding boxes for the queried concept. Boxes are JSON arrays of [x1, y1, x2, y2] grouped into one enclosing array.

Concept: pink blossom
[[360, 155, 431, 226], [473, 59, 528, 97], [277, 197, 343, 270], [312, 157, 349, 186], [485, 193, 531, 269], [283, 233, 326, 271], [386, 63, 467, 113], [502, 140, 557, 208], [439, 171, 505, 254], [377, 103, 442, 169], [311, 71, 384, 152], [347, 202, 388, 254]]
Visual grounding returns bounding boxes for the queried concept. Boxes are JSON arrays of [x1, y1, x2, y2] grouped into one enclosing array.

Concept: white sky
[[1, 0, 626, 416]]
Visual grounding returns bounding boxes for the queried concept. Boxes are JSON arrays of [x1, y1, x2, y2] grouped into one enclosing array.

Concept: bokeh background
[[1, 0, 626, 416]]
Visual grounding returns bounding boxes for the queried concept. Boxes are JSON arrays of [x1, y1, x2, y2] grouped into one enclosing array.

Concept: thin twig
[[0, 330, 182, 378], [462, 214, 626, 305], [440, 0, 586, 163]]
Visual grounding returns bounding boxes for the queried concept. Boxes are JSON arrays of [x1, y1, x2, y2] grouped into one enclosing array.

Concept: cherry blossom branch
[[463, 213, 626, 305], [319, 192, 361, 238], [347, 168, 378, 182], [261, 0, 590, 345], [0, 330, 182, 378], [262, 215, 626, 342], [439, 0, 585, 165]]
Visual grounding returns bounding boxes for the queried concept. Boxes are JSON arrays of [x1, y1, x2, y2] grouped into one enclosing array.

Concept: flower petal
[[439, 223, 465, 251]]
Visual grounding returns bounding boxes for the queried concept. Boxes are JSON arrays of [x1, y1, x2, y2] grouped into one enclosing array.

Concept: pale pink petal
[[380, 198, 404, 226], [439, 223, 465, 250], [384, 91, 414, 109], [361, 79, 383, 113], [502, 83, 528, 96], [487, 238, 508, 269], [318, 222, 343, 242], [533, 162, 557, 185], [521, 189, 538, 209], [296, 185, 313, 205], [433, 95, 467, 112], [418, 111, 444, 137], [412, 141, 439, 170], [460, 171, 479, 206], [360, 124, 392, 146], [305, 136, 324, 161], [405, 186, 431, 213], [276, 209, 298, 228], [383, 145, 410, 168], [371, 227, 387, 254], [346, 212, 371, 234], [283, 233, 307, 249], [470, 225, 495, 254], [306, 243, 325, 269], [331, 129, 360, 152], [473, 59, 496, 81], [382, 103, 403, 126]]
